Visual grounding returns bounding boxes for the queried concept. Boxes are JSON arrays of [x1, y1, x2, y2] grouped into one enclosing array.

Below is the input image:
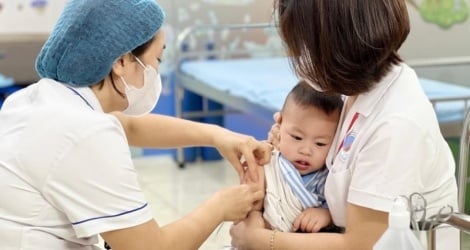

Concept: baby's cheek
[[278, 140, 292, 157]]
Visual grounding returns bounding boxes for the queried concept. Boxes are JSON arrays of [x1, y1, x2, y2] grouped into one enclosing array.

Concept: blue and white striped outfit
[[263, 150, 328, 232]]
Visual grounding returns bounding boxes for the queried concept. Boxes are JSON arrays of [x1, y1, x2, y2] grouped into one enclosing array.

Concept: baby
[[255, 80, 343, 233]]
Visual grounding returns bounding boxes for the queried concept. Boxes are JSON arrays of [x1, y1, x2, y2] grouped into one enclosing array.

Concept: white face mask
[[120, 57, 162, 116]]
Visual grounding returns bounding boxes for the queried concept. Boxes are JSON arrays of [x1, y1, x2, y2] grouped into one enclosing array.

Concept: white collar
[[349, 63, 404, 118], [69, 86, 103, 112]]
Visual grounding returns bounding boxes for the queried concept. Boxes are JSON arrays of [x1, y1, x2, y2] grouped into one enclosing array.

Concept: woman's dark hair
[[99, 37, 155, 96], [275, 0, 410, 96], [282, 80, 343, 115]]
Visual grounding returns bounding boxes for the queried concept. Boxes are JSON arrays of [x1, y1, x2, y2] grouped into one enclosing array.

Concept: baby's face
[[278, 101, 339, 175]]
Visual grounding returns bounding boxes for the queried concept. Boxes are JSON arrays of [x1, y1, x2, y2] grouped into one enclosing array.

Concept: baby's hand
[[293, 207, 331, 233]]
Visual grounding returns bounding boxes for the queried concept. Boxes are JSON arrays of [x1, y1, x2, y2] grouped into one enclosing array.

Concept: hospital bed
[[173, 24, 470, 174]]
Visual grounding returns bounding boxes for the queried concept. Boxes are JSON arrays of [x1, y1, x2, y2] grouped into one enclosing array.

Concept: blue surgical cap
[[35, 0, 166, 87]]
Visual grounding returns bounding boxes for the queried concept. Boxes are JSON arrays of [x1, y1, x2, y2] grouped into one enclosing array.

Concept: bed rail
[[408, 56, 470, 68], [174, 22, 278, 65], [409, 57, 470, 88], [430, 96, 470, 119]]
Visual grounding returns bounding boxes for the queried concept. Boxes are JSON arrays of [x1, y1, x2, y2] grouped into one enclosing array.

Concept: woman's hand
[[213, 129, 272, 182], [267, 112, 282, 149], [230, 211, 266, 249], [214, 184, 265, 222]]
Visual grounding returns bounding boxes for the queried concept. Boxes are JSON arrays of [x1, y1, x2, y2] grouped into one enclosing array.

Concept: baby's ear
[[274, 111, 282, 124]]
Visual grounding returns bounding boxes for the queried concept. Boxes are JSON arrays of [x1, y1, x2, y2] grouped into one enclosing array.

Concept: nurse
[[0, 0, 269, 249], [230, 0, 459, 249]]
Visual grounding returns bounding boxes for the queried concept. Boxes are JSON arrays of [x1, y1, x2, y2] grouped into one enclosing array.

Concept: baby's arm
[[239, 163, 274, 229], [293, 207, 331, 233], [242, 163, 266, 212]]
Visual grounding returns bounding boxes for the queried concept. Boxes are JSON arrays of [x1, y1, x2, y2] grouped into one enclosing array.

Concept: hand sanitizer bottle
[[373, 197, 425, 250]]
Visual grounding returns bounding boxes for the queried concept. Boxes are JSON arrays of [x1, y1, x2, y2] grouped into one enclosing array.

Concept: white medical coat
[[325, 63, 459, 250], [0, 79, 152, 249]]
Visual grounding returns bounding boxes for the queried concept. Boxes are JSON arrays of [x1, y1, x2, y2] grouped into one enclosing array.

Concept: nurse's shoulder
[[3, 78, 125, 146]]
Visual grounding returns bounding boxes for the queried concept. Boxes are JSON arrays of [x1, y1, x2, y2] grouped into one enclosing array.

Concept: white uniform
[[0, 79, 153, 249], [324, 63, 459, 249]]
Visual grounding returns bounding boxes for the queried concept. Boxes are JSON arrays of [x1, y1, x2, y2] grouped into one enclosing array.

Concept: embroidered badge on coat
[[340, 131, 356, 161]]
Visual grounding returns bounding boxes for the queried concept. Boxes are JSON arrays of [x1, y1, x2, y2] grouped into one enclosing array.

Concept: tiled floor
[[132, 155, 470, 250]]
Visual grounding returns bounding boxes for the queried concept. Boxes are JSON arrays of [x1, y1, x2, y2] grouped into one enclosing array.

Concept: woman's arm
[[114, 112, 227, 148], [112, 112, 272, 181], [230, 203, 388, 250], [101, 183, 264, 250]]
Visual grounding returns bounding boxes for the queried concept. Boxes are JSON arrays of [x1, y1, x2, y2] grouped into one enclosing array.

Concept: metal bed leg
[[175, 81, 185, 168], [458, 109, 470, 211], [458, 108, 470, 249]]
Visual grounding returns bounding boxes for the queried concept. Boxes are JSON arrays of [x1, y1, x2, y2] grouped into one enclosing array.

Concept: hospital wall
[[0, 0, 470, 158], [400, 1, 470, 86]]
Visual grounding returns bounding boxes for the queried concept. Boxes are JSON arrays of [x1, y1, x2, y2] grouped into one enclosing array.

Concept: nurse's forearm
[[118, 113, 221, 148], [99, 197, 224, 250], [159, 194, 224, 249], [157, 183, 262, 250]]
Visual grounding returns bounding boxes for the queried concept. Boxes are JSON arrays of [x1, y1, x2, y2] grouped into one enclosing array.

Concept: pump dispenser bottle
[[373, 197, 425, 250]]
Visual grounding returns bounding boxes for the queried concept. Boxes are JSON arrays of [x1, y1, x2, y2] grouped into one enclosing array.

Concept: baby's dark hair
[[282, 80, 343, 115]]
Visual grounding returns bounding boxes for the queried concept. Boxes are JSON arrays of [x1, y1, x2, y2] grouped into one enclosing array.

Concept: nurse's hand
[[267, 112, 282, 149], [213, 129, 272, 182], [214, 184, 265, 222], [230, 211, 265, 249]]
